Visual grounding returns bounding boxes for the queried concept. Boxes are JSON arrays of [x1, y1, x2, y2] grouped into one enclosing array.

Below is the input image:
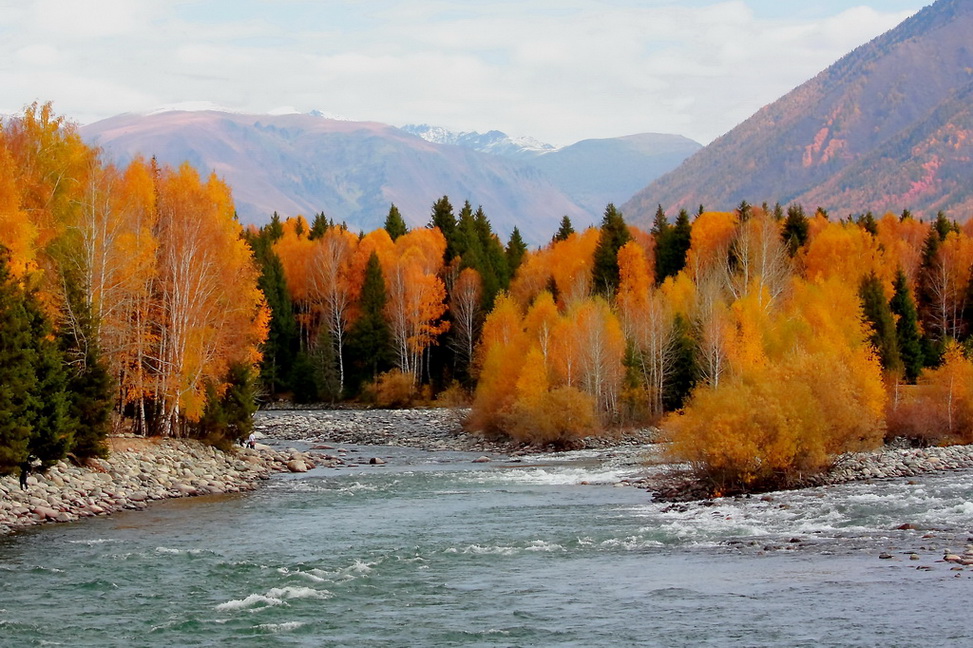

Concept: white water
[[2, 443, 973, 646]]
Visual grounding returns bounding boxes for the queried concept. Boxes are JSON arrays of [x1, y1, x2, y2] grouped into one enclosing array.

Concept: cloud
[[0, 1, 919, 144]]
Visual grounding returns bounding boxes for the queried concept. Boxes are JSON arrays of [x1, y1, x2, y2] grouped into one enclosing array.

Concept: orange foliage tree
[[666, 277, 885, 493], [152, 163, 268, 434]]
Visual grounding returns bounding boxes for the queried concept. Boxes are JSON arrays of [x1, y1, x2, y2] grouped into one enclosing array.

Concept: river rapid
[[2, 441, 973, 647]]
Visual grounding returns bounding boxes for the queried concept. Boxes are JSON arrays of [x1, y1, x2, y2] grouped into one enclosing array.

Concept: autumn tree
[[448, 267, 482, 383], [152, 164, 267, 435]]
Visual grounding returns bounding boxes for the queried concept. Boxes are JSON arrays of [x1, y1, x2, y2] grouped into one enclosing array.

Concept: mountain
[[82, 111, 697, 245], [81, 111, 591, 244], [404, 125, 701, 217], [623, 0, 973, 224]]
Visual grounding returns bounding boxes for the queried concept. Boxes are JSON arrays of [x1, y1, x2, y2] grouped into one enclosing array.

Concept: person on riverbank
[[19, 458, 31, 490], [247, 433, 256, 449]]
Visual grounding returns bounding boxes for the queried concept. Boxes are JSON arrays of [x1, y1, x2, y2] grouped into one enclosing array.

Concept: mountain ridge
[[623, 0, 973, 223], [82, 110, 699, 242]]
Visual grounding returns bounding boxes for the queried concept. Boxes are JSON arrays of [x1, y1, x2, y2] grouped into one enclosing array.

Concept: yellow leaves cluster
[[0, 103, 268, 434], [469, 291, 619, 445], [666, 277, 886, 492]]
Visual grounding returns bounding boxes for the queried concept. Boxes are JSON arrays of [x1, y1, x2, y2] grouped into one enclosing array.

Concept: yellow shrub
[[502, 386, 597, 447], [365, 370, 418, 408]]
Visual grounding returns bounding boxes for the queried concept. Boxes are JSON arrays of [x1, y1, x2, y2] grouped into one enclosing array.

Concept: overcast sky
[[0, 1, 923, 146]]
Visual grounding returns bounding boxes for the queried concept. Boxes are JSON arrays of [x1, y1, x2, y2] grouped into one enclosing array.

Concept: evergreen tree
[[453, 201, 479, 263], [347, 252, 393, 390], [22, 287, 73, 469], [195, 362, 259, 447], [265, 212, 284, 241], [505, 227, 527, 277], [591, 203, 632, 296], [474, 206, 510, 308], [782, 204, 809, 257], [663, 314, 696, 412], [650, 205, 671, 284], [857, 212, 878, 235], [57, 285, 112, 460], [429, 196, 457, 261], [290, 351, 319, 403], [309, 212, 331, 239], [653, 206, 690, 283], [311, 326, 342, 403], [553, 215, 575, 242], [736, 200, 752, 222], [253, 236, 299, 396], [0, 249, 34, 473], [64, 341, 112, 459], [859, 273, 902, 375], [772, 202, 785, 221], [890, 270, 924, 382], [384, 203, 408, 241]]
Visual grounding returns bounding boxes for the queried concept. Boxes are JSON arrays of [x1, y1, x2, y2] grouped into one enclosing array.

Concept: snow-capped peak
[[401, 124, 558, 158]]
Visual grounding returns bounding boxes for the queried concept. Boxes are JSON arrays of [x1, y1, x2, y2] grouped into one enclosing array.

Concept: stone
[[472, 456, 491, 464], [369, 457, 386, 465], [286, 459, 308, 473]]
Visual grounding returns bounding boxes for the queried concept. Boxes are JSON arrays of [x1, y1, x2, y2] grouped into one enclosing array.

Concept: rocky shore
[[7, 407, 973, 535], [253, 407, 657, 453], [0, 436, 315, 535]]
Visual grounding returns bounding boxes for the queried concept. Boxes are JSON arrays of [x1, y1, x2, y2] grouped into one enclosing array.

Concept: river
[[2, 442, 973, 647]]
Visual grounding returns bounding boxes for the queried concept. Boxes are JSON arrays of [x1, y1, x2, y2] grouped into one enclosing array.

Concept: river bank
[[7, 407, 973, 535], [0, 436, 315, 535]]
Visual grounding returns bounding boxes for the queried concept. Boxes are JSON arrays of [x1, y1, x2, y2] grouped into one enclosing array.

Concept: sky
[[0, 0, 924, 146]]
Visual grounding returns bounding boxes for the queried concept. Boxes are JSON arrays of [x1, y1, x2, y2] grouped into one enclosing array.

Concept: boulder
[[286, 459, 308, 473]]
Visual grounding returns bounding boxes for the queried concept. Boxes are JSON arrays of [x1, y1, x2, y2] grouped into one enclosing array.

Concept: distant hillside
[[81, 111, 591, 244], [624, 0, 973, 223], [405, 125, 701, 218]]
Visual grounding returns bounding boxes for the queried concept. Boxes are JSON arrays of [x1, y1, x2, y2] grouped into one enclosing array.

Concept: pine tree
[[251, 236, 298, 396], [663, 314, 696, 412], [553, 215, 574, 242], [782, 204, 809, 256], [653, 206, 690, 283], [347, 252, 393, 389], [591, 203, 632, 296], [651, 205, 671, 284], [265, 212, 284, 241], [195, 362, 259, 446], [0, 249, 34, 473], [474, 206, 510, 309], [23, 288, 73, 469], [857, 212, 878, 235], [57, 286, 112, 459], [506, 227, 527, 277], [429, 196, 457, 261], [309, 212, 331, 239], [384, 203, 408, 241], [736, 200, 752, 222], [859, 273, 902, 375], [890, 270, 924, 382]]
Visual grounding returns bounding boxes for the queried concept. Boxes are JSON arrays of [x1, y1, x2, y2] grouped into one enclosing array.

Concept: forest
[[3, 103, 973, 494]]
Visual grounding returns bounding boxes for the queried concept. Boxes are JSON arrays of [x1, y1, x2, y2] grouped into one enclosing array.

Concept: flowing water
[[3, 443, 973, 647]]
